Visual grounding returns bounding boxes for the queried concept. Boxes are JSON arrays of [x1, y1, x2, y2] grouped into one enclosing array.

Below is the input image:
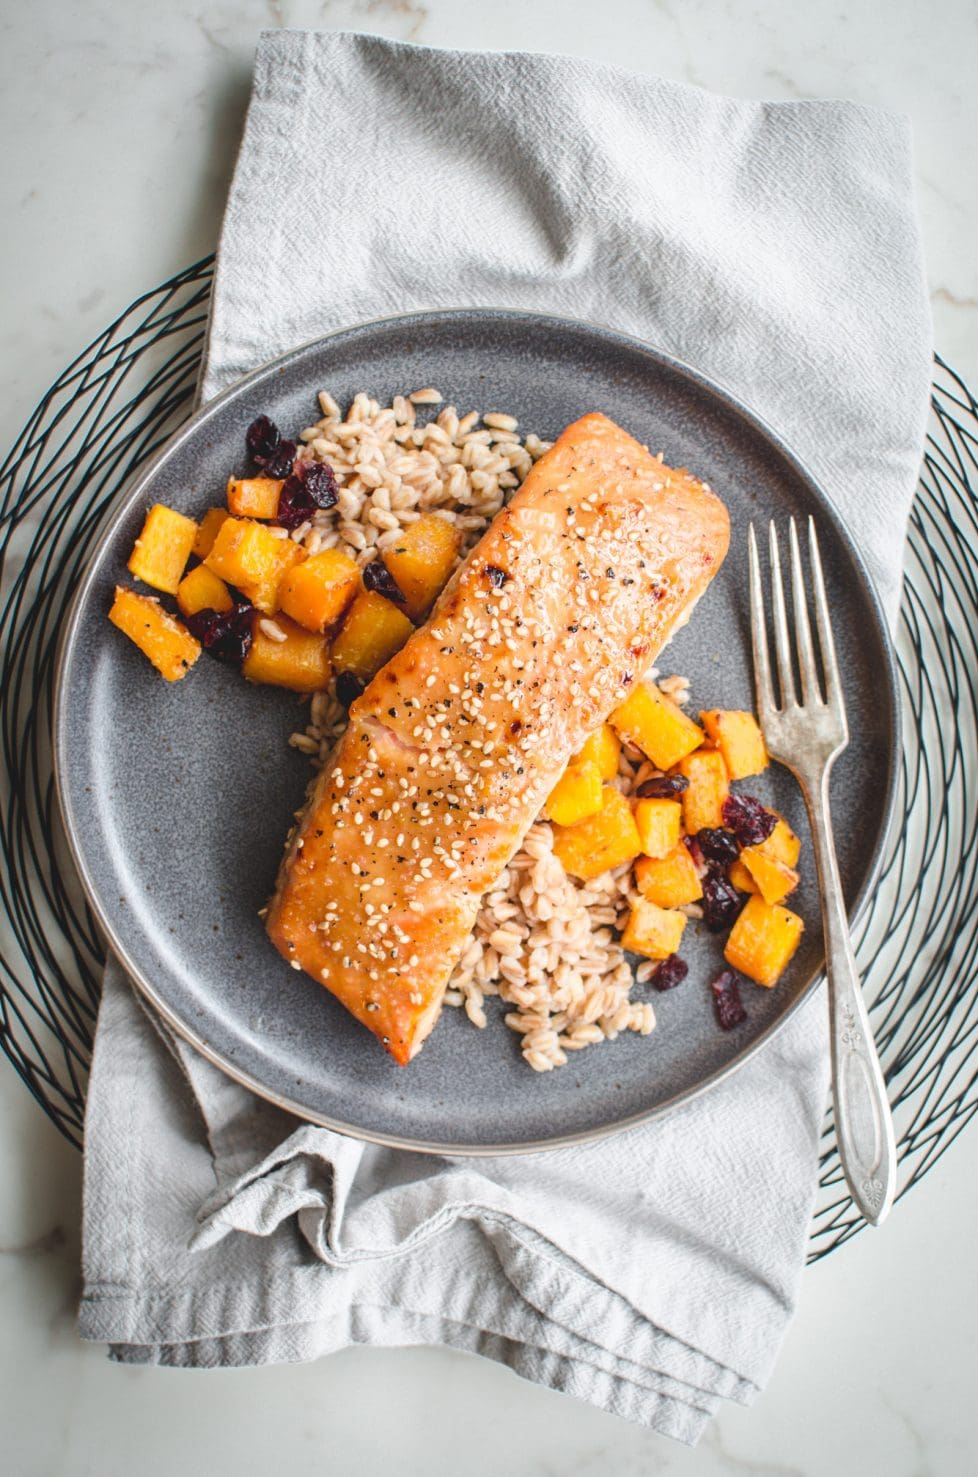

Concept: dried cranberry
[[273, 478, 307, 528], [722, 794, 777, 848], [700, 867, 744, 932], [275, 460, 339, 529], [683, 833, 705, 870], [300, 461, 338, 509], [245, 414, 298, 477], [335, 670, 365, 708], [185, 602, 254, 666], [246, 415, 280, 464], [362, 558, 407, 605], [483, 563, 510, 587], [695, 827, 740, 864], [711, 969, 747, 1030], [651, 955, 688, 992], [636, 773, 689, 798], [261, 438, 297, 479]]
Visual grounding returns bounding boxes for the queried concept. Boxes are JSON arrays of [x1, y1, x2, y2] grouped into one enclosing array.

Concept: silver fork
[[748, 517, 897, 1225]]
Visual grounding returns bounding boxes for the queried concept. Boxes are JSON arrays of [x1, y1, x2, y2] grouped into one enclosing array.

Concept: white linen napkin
[[79, 30, 931, 1444]]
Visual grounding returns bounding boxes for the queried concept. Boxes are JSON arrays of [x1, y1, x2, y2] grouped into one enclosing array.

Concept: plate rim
[[54, 306, 902, 1155]]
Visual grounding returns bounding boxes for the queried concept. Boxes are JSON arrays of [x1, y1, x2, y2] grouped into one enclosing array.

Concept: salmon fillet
[[266, 412, 729, 1063]]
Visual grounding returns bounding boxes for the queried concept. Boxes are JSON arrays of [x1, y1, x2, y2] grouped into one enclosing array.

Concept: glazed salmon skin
[[266, 412, 729, 1063]]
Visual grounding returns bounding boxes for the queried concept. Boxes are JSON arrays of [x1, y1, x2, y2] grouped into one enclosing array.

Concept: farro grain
[[259, 618, 288, 643]]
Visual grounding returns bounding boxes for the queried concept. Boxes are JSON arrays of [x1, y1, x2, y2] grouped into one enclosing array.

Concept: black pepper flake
[[605, 567, 616, 578], [483, 563, 510, 588], [567, 623, 579, 633]]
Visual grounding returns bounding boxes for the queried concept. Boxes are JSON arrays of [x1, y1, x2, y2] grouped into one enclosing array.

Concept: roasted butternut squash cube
[[382, 514, 462, 620], [700, 709, 768, 780], [740, 847, 799, 906], [193, 506, 231, 560], [730, 816, 801, 893], [573, 723, 620, 781], [552, 786, 641, 881], [634, 797, 682, 859], [108, 585, 201, 682], [677, 748, 730, 833], [634, 845, 703, 908], [204, 517, 304, 613], [242, 614, 332, 692], [609, 683, 704, 770], [728, 858, 757, 893], [176, 563, 234, 618], [543, 760, 604, 827], [724, 894, 804, 987], [127, 504, 198, 595], [226, 476, 284, 520], [330, 589, 414, 683], [279, 548, 361, 633], [621, 898, 687, 960], [761, 815, 801, 869]]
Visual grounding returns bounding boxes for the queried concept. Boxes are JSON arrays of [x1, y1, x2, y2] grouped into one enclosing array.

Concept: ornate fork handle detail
[[804, 767, 897, 1225]]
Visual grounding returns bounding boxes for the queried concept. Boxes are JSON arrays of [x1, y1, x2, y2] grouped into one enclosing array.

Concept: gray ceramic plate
[[55, 310, 899, 1153]]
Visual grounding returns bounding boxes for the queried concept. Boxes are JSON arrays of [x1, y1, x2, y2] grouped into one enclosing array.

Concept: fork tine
[[748, 524, 777, 717], [788, 517, 822, 705], [768, 522, 796, 708], [807, 517, 844, 714]]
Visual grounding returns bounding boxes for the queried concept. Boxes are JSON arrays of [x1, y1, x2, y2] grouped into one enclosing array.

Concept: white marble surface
[[2, 2, 977, 1472]]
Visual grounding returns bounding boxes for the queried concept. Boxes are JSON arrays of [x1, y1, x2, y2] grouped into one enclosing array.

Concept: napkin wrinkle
[[195, 1117, 797, 1331]]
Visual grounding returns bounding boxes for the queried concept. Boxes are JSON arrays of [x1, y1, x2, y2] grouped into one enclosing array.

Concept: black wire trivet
[[1, 256, 976, 1260]]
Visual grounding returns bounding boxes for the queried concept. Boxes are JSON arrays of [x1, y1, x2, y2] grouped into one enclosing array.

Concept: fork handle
[[803, 769, 897, 1225]]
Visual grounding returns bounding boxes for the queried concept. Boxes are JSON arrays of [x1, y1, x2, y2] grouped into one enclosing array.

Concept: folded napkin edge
[[251, 27, 914, 135]]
